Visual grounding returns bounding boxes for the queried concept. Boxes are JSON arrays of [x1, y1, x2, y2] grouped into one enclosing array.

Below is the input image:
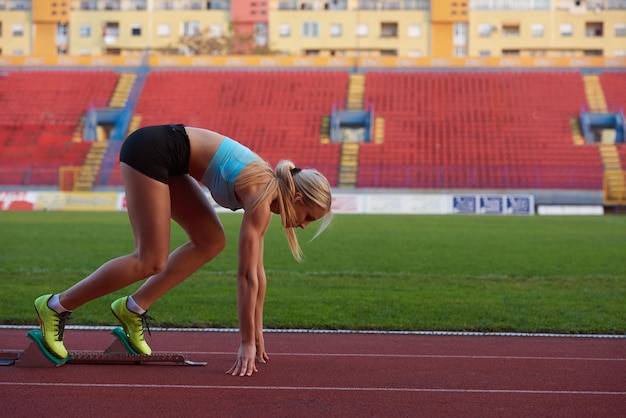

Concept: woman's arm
[[227, 196, 271, 376], [255, 239, 269, 363]]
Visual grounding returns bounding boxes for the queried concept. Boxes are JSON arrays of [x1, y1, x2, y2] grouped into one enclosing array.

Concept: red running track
[[1, 328, 624, 417]]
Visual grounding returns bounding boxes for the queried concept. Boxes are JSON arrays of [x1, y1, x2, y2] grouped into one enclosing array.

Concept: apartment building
[[0, 0, 624, 57]]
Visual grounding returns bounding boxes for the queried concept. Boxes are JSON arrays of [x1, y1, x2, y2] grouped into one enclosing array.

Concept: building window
[[453, 22, 468, 46], [80, 1, 97, 10], [10, 0, 30, 9], [380, 22, 398, 38], [404, 0, 428, 9], [381, 0, 400, 9], [585, 22, 603, 37], [207, 0, 227, 9], [472, 0, 549, 9], [560, 23, 573, 37], [302, 22, 319, 38], [131, 0, 146, 9], [278, 1, 297, 10], [104, 22, 119, 37], [104, 0, 121, 10], [356, 23, 368, 37], [327, 0, 347, 10], [12, 24, 24, 37], [278, 24, 291, 37], [453, 47, 467, 57], [157, 24, 171, 37], [530, 23, 544, 37], [183, 21, 200, 36], [615, 23, 626, 37], [255, 22, 268, 46], [79, 24, 91, 37], [408, 49, 422, 57], [502, 49, 519, 56], [330, 23, 342, 37], [407, 24, 421, 38], [359, 0, 377, 10], [131, 24, 141, 36], [479, 50, 490, 57], [502, 23, 520, 37], [478, 23, 493, 37]]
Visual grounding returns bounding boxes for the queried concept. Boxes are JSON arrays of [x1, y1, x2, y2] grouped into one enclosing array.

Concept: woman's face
[[290, 197, 327, 229]]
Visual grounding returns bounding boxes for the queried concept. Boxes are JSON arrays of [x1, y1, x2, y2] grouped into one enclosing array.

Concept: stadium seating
[[361, 70, 604, 189], [0, 68, 617, 191], [599, 71, 626, 112], [106, 69, 348, 186], [0, 70, 119, 186]]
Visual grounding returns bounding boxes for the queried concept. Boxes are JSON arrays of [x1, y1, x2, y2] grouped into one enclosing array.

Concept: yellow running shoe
[[110, 297, 153, 355], [34, 294, 71, 359]]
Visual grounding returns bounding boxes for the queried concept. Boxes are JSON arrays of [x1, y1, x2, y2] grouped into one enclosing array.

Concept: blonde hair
[[236, 159, 333, 261]]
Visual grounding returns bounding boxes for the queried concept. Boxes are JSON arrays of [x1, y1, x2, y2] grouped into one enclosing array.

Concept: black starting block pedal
[[13, 327, 206, 368]]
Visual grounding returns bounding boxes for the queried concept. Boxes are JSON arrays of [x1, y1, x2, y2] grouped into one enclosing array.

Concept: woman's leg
[[131, 174, 226, 309], [58, 163, 172, 310]]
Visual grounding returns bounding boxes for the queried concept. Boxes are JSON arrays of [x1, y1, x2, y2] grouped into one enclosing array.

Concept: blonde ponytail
[[274, 160, 333, 261], [237, 159, 333, 262]]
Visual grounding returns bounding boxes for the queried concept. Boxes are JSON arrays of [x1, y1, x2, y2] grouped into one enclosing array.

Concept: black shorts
[[119, 124, 191, 184]]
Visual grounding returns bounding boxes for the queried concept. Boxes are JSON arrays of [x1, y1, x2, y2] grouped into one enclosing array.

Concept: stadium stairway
[[583, 75, 608, 113], [109, 73, 137, 108], [338, 143, 359, 188], [582, 74, 625, 204], [569, 117, 585, 146], [319, 116, 330, 144], [373, 116, 385, 144], [76, 73, 138, 190], [74, 141, 108, 191], [337, 74, 365, 188], [346, 74, 364, 111], [600, 144, 625, 204]]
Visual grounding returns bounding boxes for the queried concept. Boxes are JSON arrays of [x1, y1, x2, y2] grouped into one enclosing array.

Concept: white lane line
[[178, 352, 626, 362], [0, 382, 624, 396], [2, 350, 622, 362], [1, 325, 624, 339]]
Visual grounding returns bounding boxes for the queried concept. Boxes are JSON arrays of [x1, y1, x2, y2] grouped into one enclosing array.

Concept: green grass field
[[1, 211, 624, 334]]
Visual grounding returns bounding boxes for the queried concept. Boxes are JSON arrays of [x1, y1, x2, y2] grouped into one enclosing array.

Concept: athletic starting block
[[2, 327, 206, 367]]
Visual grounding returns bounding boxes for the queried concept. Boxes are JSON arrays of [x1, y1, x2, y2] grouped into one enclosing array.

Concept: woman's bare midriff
[[184, 126, 225, 181]]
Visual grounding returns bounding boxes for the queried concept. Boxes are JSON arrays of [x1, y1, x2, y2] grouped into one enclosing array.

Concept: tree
[[173, 27, 232, 55]]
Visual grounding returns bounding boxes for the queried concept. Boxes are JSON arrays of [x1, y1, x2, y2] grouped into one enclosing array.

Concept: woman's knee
[[134, 254, 168, 277], [195, 228, 227, 259]]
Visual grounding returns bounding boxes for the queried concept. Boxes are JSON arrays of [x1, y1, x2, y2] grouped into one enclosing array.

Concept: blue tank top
[[200, 137, 260, 210]]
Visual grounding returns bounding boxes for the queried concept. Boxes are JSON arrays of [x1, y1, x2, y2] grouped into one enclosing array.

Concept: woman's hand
[[226, 342, 258, 376], [256, 333, 269, 364]]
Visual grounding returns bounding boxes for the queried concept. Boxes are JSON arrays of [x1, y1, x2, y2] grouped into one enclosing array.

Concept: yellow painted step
[[582, 75, 608, 113], [569, 118, 584, 146], [599, 145, 621, 169], [374, 117, 385, 144]]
